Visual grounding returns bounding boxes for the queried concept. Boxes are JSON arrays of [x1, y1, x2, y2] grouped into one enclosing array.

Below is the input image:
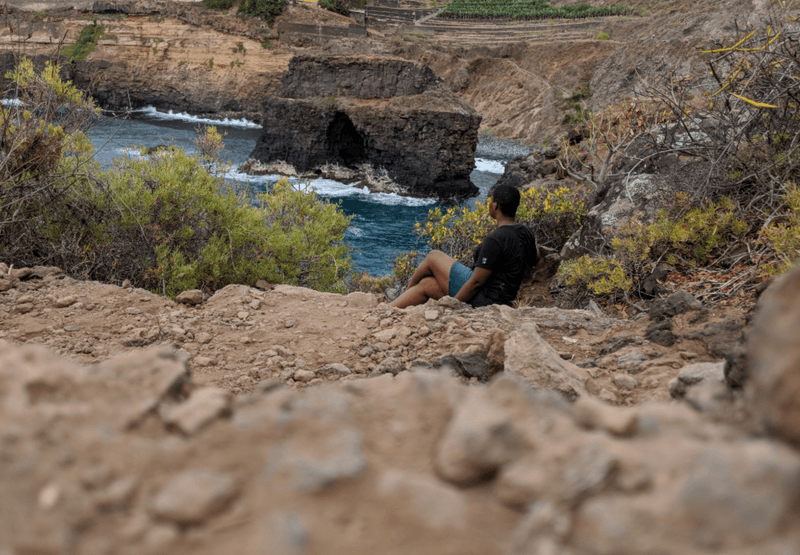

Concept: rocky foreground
[[1, 261, 800, 554]]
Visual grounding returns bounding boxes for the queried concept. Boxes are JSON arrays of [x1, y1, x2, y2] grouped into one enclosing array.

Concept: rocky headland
[[242, 55, 481, 199]]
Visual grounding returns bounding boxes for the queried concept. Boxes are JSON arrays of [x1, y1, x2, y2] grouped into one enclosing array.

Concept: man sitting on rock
[[389, 184, 538, 309]]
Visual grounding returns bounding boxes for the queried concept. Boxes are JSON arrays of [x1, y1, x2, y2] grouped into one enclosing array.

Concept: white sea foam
[[1, 98, 22, 106], [474, 157, 505, 174], [367, 192, 436, 206], [224, 167, 276, 184], [226, 167, 436, 206], [135, 106, 261, 129], [304, 177, 371, 198]]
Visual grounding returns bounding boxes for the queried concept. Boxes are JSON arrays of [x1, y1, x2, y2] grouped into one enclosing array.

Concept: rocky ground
[[3, 260, 800, 554]]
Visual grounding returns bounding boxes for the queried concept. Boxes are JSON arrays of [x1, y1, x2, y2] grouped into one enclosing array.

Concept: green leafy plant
[[416, 183, 590, 264], [433, 0, 628, 22], [239, 0, 287, 26], [558, 195, 751, 297], [319, 0, 367, 16], [562, 81, 590, 124], [760, 185, 800, 274], [560, 255, 631, 295], [596, 31, 610, 40], [0, 57, 354, 298], [61, 24, 106, 61], [202, 0, 236, 9]]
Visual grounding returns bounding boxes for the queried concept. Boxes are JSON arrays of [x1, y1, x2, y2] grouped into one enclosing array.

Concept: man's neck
[[496, 215, 517, 227]]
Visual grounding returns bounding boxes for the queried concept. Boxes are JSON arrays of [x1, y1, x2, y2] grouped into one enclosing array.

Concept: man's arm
[[454, 267, 492, 303]]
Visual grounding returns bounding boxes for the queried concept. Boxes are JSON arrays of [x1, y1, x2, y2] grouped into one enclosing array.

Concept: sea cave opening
[[327, 112, 366, 167]]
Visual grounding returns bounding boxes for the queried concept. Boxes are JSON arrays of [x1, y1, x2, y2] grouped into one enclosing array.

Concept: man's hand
[[454, 267, 492, 303]]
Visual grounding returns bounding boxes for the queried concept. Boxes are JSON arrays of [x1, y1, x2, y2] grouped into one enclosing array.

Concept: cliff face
[[246, 55, 481, 200]]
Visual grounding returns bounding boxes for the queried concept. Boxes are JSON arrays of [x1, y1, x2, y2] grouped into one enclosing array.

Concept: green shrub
[[560, 255, 631, 295], [562, 81, 589, 125], [62, 24, 105, 61], [0, 58, 101, 270], [318, 0, 367, 16], [596, 31, 610, 40], [347, 249, 420, 294], [558, 194, 751, 297], [202, 0, 236, 9], [99, 152, 352, 297], [238, 0, 286, 25], [760, 185, 800, 274], [0, 58, 354, 298], [391, 249, 421, 288], [415, 183, 590, 264], [348, 272, 393, 294]]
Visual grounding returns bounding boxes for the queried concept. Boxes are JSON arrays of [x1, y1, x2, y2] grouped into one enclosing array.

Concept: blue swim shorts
[[448, 261, 494, 308]]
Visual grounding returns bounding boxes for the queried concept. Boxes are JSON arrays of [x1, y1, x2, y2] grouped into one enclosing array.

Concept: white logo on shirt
[[482, 257, 487, 264]]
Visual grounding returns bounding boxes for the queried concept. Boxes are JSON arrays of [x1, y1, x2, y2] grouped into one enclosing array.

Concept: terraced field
[[415, 16, 626, 45], [367, 4, 638, 46]]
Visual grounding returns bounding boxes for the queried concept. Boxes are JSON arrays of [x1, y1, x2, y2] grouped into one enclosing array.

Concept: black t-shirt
[[472, 224, 538, 305]]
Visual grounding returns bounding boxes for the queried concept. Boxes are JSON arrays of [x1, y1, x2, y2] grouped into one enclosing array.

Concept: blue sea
[[88, 108, 527, 275]]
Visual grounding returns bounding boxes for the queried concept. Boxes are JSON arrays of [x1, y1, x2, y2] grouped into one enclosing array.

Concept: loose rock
[[176, 289, 204, 305], [151, 469, 237, 524]]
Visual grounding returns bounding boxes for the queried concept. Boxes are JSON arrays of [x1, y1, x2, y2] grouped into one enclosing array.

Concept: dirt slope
[[1, 265, 746, 406], [3, 263, 800, 555]]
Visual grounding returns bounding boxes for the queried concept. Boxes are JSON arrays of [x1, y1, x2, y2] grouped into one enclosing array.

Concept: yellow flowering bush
[[559, 194, 750, 297], [560, 255, 631, 295], [760, 184, 800, 275], [415, 182, 590, 264]]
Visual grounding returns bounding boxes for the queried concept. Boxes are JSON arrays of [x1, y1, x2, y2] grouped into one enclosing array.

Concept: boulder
[[648, 289, 702, 320], [746, 264, 800, 445], [491, 152, 552, 190], [503, 322, 588, 400], [151, 469, 237, 524], [668, 361, 726, 399], [176, 289, 204, 305], [560, 158, 714, 261], [243, 55, 481, 200], [160, 387, 231, 436], [435, 388, 526, 485]]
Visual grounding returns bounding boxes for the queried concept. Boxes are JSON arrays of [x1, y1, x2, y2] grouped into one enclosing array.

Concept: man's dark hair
[[491, 185, 521, 218]]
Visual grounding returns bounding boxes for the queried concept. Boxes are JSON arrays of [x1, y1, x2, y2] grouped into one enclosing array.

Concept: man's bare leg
[[406, 250, 455, 290], [390, 276, 446, 308], [390, 250, 455, 309]]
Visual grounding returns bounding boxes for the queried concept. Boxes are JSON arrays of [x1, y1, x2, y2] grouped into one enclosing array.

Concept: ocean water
[[88, 108, 526, 275]]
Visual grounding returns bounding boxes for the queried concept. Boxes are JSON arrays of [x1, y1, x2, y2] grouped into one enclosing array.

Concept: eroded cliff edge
[[242, 55, 481, 200]]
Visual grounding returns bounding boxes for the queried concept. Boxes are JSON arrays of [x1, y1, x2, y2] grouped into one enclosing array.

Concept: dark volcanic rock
[[245, 56, 481, 200], [277, 56, 442, 100]]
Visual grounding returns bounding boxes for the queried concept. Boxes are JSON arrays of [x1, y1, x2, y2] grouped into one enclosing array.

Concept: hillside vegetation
[[0, 59, 352, 298], [438, 0, 627, 20]]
